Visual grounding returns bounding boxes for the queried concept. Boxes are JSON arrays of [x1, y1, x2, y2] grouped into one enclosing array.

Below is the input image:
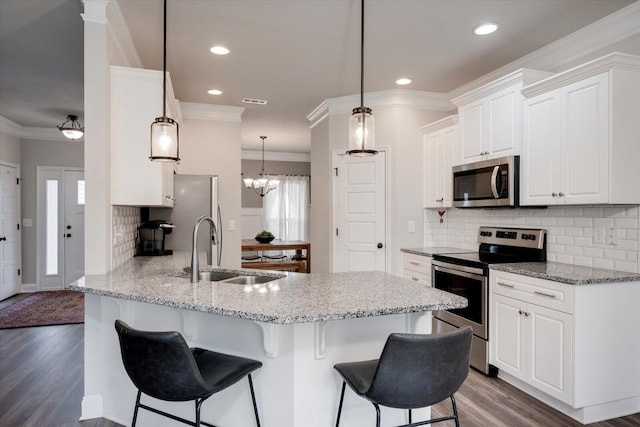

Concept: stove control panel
[[478, 226, 546, 249]]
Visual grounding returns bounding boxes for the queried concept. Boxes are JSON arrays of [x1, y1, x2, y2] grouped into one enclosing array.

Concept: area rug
[[0, 290, 84, 329]]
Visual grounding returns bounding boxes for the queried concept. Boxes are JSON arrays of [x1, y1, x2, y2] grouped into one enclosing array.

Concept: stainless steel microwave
[[452, 156, 519, 208]]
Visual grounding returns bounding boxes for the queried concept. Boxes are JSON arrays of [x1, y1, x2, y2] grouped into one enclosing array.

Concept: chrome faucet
[[190, 215, 219, 283]]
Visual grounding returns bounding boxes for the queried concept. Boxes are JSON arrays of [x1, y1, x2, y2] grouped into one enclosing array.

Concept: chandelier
[[57, 115, 84, 140], [243, 136, 279, 197]]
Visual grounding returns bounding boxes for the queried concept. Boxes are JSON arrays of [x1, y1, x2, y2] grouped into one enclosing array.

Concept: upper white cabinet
[[521, 53, 640, 206], [452, 69, 552, 165], [111, 66, 180, 207], [421, 116, 457, 208]]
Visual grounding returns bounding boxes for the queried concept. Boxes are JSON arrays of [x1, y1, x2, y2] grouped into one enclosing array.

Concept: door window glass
[[46, 179, 58, 275]]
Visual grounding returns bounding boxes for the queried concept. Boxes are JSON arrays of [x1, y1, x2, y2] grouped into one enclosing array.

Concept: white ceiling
[[0, 0, 637, 152]]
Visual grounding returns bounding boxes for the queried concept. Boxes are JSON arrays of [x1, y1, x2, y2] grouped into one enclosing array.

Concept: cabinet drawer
[[403, 253, 432, 274], [491, 271, 573, 314], [403, 269, 432, 286]]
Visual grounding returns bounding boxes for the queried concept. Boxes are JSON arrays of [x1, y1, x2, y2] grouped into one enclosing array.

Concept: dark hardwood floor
[[0, 320, 638, 426]]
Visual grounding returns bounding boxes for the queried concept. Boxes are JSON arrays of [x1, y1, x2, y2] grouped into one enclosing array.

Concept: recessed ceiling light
[[209, 46, 230, 55], [396, 78, 412, 86], [207, 89, 223, 95], [473, 23, 499, 36]]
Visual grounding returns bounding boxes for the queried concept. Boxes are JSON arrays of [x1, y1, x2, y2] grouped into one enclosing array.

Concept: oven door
[[432, 260, 487, 339]]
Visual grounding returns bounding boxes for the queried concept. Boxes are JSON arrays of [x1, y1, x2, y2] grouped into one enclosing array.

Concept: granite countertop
[[69, 252, 467, 324], [401, 247, 476, 257], [491, 262, 640, 285]]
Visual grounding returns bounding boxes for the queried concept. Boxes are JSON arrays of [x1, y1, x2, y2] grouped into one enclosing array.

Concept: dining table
[[241, 239, 311, 273]]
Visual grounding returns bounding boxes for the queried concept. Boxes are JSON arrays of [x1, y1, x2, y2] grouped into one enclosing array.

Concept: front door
[[0, 163, 20, 300], [334, 151, 386, 272]]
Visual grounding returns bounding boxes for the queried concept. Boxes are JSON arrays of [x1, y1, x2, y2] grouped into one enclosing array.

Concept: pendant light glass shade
[[150, 0, 179, 162], [243, 136, 279, 197], [57, 115, 84, 140], [348, 106, 376, 156], [150, 117, 179, 161], [347, 0, 377, 157]]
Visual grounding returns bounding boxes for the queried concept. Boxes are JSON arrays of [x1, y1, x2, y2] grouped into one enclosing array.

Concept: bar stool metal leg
[[372, 403, 381, 427], [451, 395, 460, 427], [132, 390, 142, 427], [335, 381, 346, 427], [248, 374, 261, 427]]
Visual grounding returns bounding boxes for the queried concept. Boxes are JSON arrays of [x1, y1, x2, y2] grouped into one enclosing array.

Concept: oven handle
[[432, 262, 486, 280], [491, 166, 500, 199]]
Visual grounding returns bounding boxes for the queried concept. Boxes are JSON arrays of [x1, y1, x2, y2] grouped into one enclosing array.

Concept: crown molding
[[21, 127, 79, 142], [241, 150, 310, 162], [180, 102, 245, 123], [448, 1, 640, 100], [307, 101, 329, 128], [419, 115, 459, 134], [451, 69, 553, 106], [81, 0, 108, 25], [0, 116, 23, 137], [522, 52, 640, 98], [107, 0, 143, 68]]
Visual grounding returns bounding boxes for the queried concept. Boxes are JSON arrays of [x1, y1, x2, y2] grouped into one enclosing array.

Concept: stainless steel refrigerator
[[149, 175, 222, 266]]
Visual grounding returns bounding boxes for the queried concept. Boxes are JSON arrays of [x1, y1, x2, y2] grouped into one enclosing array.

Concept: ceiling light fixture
[[210, 46, 230, 55], [243, 136, 279, 197], [57, 115, 84, 140], [473, 22, 499, 35], [207, 89, 223, 95], [347, 0, 377, 157], [150, 0, 179, 162], [396, 78, 412, 86]]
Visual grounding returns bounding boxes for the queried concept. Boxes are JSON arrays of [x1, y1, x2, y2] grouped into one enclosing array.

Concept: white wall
[[309, 117, 331, 273], [424, 205, 640, 273], [0, 124, 21, 164]]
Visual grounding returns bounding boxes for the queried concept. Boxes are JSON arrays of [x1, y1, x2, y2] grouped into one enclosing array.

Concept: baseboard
[[21, 283, 36, 293], [79, 394, 103, 420]]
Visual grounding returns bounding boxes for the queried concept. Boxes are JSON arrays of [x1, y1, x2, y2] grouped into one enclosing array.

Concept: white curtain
[[263, 175, 310, 241]]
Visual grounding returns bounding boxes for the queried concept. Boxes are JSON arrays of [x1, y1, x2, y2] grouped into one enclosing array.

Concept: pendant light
[[150, 0, 179, 162], [347, 0, 377, 157], [243, 136, 279, 197], [57, 115, 84, 140]]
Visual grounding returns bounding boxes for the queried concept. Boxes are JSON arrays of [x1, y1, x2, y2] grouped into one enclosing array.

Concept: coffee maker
[[136, 220, 175, 256]]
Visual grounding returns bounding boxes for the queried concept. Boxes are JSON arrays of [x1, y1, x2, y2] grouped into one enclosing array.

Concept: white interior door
[[64, 171, 85, 285], [334, 151, 386, 272], [0, 164, 21, 301], [37, 167, 84, 290]]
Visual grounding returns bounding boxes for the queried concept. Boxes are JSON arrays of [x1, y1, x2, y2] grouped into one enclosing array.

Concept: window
[[263, 176, 310, 242], [77, 180, 85, 205], [46, 179, 58, 275]]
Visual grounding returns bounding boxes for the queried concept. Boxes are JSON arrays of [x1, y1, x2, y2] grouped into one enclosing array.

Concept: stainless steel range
[[431, 226, 546, 375]]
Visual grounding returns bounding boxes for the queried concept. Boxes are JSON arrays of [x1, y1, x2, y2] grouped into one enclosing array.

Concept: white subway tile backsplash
[[424, 205, 640, 273], [112, 206, 140, 269]]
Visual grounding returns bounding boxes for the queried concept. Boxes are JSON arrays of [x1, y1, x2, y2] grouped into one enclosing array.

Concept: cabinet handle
[[558, 192, 565, 197], [409, 261, 421, 265], [411, 277, 419, 282], [497, 282, 514, 288], [534, 290, 556, 298], [524, 312, 530, 317], [518, 309, 523, 315], [552, 192, 558, 197]]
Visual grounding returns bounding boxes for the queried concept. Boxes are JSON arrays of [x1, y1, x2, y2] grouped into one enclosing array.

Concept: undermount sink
[[222, 275, 277, 285], [198, 271, 240, 282]]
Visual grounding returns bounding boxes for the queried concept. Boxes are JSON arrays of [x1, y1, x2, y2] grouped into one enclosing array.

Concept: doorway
[[36, 167, 84, 290], [333, 149, 387, 272], [0, 162, 21, 300]]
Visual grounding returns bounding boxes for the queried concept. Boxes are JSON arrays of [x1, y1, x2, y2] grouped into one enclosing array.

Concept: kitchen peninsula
[[69, 253, 467, 427]]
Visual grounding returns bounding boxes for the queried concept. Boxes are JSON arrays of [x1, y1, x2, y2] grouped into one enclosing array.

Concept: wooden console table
[[241, 239, 311, 273]]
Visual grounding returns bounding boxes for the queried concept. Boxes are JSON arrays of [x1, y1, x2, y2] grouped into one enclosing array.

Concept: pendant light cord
[[360, 0, 364, 109], [162, 0, 168, 118]]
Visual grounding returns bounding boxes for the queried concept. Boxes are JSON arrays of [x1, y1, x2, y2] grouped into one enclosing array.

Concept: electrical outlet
[[408, 220, 416, 233], [605, 227, 617, 246], [228, 220, 236, 231], [593, 227, 605, 244]]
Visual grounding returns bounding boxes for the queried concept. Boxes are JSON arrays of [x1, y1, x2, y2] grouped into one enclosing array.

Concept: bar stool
[[115, 320, 262, 427], [333, 327, 472, 427]]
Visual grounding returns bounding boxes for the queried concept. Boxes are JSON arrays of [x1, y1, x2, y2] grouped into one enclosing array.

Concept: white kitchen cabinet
[[421, 116, 456, 208], [490, 269, 640, 423], [111, 66, 180, 207], [452, 69, 552, 165], [521, 53, 640, 206], [402, 252, 432, 286]]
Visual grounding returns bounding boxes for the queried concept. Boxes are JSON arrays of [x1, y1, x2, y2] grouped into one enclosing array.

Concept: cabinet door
[[441, 126, 455, 205], [424, 132, 441, 208], [520, 91, 561, 206], [458, 102, 485, 164], [560, 73, 609, 204], [527, 303, 573, 404], [488, 85, 521, 157], [492, 294, 526, 379]]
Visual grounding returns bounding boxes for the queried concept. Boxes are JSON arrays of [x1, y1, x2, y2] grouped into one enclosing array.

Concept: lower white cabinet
[[490, 270, 640, 424], [402, 252, 432, 286]]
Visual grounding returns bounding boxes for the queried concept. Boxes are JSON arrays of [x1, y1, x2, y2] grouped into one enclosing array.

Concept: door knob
[[377, 242, 383, 249], [0, 236, 6, 241], [66, 233, 72, 238], [66, 225, 72, 230]]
